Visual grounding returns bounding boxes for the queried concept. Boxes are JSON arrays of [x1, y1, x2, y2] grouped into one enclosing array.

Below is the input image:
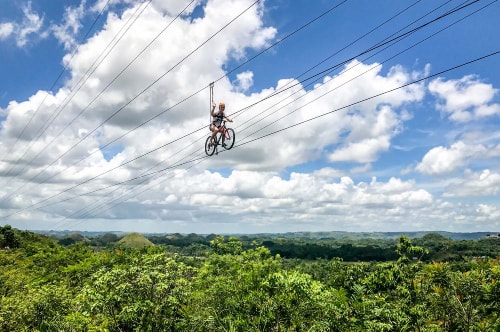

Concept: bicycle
[[205, 121, 235, 156]]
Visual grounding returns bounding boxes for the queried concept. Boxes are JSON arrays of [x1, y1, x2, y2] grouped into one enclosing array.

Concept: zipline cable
[[0, 0, 348, 201], [38, 0, 344, 184], [0, 0, 152, 188], [1, 0, 257, 200], [33, 0, 260, 180], [53, 152, 207, 230], [17, 0, 194, 169], [230, 0, 458, 126], [237, 51, 500, 148], [57, 0, 499, 227], [55, 0, 499, 221], [236, 0, 492, 143], [5, 50, 498, 219], [64, 0, 493, 224], [56, 131, 210, 225], [230, 0, 427, 122], [2, 0, 113, 159], [229, 0, 483, 120], [1, 0, 483, 215], [54, 0, 373, 226]]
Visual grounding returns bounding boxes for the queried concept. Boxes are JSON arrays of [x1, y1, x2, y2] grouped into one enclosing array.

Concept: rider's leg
[[209, 124, 218, 146]]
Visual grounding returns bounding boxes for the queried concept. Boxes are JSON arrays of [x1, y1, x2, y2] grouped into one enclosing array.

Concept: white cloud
[[17, 2, 46, 47], [328, 104, 404, 163], [476, 204, 500, 220], [415, 141, 488, 175], [329, 136, 390, 163], [51, 1, 86, 50], [0, 22, 14, 39], [429, 75, 500, 122], [55, 169, 437, 232], [350, 163, 372, 174], [233, 71, 254, 93], [0, 2, 47, 47], [150, 0, 202, 16], [443, 169, 500, 197], [90, 0, 138, 13], [475, 103, 500, 118]]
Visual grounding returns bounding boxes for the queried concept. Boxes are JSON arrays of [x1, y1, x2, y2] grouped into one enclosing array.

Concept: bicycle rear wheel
[[205, 136, 216, 156], [222, 128, 235, 150]]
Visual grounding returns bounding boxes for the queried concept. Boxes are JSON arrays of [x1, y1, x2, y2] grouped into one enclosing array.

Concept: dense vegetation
[[148, 231, 500, 262], [1, 225, 499, 331]]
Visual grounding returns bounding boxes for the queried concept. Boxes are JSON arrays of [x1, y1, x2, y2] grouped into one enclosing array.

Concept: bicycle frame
[[220, 125, 229, 139], [214, 123, 227, 149], [205, 121, 235, 156], [215, 121, 228, 145]]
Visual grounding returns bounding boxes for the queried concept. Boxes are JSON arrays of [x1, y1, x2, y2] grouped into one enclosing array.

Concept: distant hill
[[240, 231, 495, 241], [67, 232, 87, 241], [31, 229, 496, 241], [36, 230, 128, 238], [118, 232, 154, 248]]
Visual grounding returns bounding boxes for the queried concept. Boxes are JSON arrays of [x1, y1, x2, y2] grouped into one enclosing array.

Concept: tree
[[396, 235, 428, 264], [77, 251, 194, 331], [425, 260, 497, 331], [209, 235, 242, 255], [185, 245, 284, 330], [0, 225, 19, 249]]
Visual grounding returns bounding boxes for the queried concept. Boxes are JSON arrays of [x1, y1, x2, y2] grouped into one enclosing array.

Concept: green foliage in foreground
[[0, 227, 499, 331]]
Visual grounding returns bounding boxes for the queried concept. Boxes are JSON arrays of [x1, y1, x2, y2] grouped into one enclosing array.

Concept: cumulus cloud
[[233, 71, 254, 93], [429, 75, 500, 122], [415, 141, 488, 175], [476, 204, 500, 220], [37, 168, 438, 232], [150, 0, 202, 16], [328, 104, 404, 163], [329, 136, 391, 163], [443, 169, 500, 197]]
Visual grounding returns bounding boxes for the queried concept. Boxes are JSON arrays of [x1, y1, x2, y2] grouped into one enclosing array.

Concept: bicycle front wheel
[[222, 128, 235, 150], [205, 136, 216, 156]]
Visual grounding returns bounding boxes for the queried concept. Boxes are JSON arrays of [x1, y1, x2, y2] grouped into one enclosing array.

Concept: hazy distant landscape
[[36, 229, 497, 240], [28, 227, 500, 262]]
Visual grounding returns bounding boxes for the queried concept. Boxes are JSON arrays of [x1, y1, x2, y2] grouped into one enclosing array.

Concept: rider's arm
[[224, 114, 233, 122], [211, 102, 216, 116]]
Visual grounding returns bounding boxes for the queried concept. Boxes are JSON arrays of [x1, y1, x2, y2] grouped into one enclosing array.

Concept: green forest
[[1, 225, 499, 331]]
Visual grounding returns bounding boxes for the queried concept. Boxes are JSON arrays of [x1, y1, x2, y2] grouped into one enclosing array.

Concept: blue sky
[[0, 0, 499, 234]]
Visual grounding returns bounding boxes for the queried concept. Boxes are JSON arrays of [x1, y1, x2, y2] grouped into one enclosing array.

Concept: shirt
[[212, 110, 225, 126]]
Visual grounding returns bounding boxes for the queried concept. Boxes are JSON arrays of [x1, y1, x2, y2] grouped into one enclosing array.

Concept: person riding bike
[[209, 101, 232, 147]]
